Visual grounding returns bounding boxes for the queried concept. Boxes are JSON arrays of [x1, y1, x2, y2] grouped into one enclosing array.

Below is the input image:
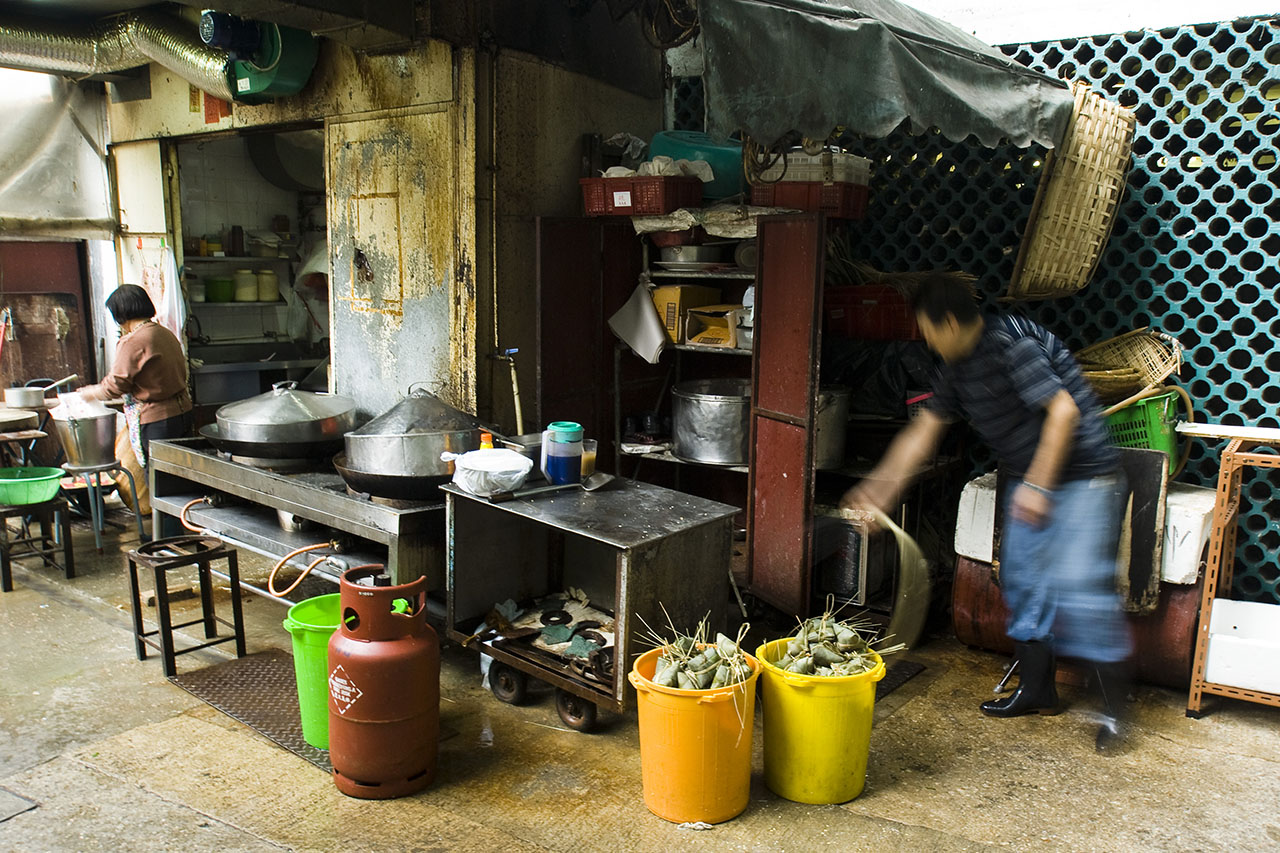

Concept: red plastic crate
[[823, 284, 921, 340], [750, 180, 868, 219], [580, 176, 703, 216]]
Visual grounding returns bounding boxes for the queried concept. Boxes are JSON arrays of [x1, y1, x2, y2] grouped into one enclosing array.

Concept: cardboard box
[[685, 304, 747, 349], [651, 285, 721, 343]]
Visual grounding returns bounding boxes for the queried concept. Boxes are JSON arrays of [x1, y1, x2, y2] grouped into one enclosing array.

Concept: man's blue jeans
[[999, 474, 1132, 664]]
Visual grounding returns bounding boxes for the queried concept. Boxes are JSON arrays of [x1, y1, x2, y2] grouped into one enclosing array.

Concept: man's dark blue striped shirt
[[926, 315, 1118, 481]]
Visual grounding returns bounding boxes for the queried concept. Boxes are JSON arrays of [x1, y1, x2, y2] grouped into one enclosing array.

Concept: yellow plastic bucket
[[628, 646, 760, 824], [755, 637, 885, 804]]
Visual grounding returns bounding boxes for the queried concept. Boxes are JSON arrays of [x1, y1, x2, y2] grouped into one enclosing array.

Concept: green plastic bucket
[[282, 593, 341, 749]]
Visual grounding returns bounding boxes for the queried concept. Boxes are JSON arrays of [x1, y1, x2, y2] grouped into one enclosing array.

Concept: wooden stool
[[0, 496, 74, 593], [126, 535, 246, 677]]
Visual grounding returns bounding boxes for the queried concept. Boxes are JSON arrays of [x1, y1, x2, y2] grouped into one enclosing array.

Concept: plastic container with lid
[[540, 420, 583, 485], [205, 277, 234, 302], [649, 131, 745, 200], [233, 269, 258, 302], [256, 268, 279, 302]]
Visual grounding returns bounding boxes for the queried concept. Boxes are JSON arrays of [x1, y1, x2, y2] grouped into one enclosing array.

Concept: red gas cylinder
[[327, 567, 439, 799]]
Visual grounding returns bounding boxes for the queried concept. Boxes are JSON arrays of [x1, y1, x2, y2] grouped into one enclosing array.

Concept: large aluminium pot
[[344, 388, 482, 478], [672, 378, 751, 466], [214, 381, 360, 455]]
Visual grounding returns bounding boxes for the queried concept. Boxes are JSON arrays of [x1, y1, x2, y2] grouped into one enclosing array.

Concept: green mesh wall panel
[[833, 18, 1280, 602], [673, 76, 705, 131]]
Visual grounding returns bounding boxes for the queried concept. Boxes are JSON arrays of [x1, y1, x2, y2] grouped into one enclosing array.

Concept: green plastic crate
[[1105, 391, 1178, 456]]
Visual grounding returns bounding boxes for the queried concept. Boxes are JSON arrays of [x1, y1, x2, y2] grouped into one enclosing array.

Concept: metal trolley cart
[[443, 481, 737, 731]]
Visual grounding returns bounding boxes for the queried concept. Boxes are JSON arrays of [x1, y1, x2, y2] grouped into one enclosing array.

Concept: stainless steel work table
[[150, 437, 444, 598], [442, 480, 738, 722]]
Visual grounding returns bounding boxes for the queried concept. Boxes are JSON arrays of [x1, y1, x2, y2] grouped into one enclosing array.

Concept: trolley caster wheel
[[490, 662, 528, 705], [555, 688, 598, 732]]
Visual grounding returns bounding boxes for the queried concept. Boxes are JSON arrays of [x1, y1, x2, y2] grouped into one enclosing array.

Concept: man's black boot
[[1094, 661, 1131, 753], [981, 640, 1059, 717]]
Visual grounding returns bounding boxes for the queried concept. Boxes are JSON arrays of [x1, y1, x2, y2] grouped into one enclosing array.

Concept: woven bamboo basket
[[1076, 328, 1182, 404], [1007, 82, 1137, 300]]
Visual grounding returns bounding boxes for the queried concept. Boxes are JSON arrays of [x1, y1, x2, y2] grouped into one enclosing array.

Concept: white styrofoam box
[[954, 472, 997, 563], [759, 151, 871, 184], [1162, 482, 1217, 584], [1204, 599, 1280, 694]]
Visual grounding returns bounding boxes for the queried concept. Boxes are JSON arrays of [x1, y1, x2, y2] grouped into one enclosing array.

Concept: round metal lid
[[216, 381, 358, 428], [347, 387, 482, 437]]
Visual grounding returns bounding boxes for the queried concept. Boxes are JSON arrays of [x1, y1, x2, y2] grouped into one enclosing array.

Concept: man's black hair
[[105, 284, 156, 325], [911, 272, 980, 324]]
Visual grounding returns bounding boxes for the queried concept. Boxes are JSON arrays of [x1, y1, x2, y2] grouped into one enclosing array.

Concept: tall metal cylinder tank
[[327, 567, 439, 799]]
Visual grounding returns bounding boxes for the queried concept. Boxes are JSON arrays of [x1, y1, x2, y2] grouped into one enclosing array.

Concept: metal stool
[[125, 535, 246, 677], [0, 496, 74, 592], [62, 460, 145, 551]]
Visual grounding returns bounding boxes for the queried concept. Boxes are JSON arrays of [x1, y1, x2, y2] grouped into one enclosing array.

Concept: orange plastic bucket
[[628, 646, 760, 824]]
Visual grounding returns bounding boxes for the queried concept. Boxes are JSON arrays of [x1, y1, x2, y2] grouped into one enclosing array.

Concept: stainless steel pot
[[344, 388, 482, 478], [52, 413, 117, 467], [4, 374, 79, 408], [660, 244, 727, 264], [215, 381, 360, 447], [672, 378, 751, 465], [4, 387, 45, 408], [814, 385, 852, 469]]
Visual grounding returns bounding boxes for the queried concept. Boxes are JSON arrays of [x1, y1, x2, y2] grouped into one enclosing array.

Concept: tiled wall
[[177, 136, 298, 240], [178, 137, 319, 345]]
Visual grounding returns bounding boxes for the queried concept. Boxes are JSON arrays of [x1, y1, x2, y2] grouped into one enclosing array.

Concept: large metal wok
[[199, 423, 346, 460], [333, 452, 448, 502]]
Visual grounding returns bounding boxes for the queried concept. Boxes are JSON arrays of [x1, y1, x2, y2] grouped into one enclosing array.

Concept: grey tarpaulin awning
[[700, 0, 1076, 149]]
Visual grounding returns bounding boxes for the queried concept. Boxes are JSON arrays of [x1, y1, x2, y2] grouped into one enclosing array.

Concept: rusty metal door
[[0, 242, 94, 390], [747, 213, 825, 616], [535, 217, 641, 470], [327, 108, 476, 415]]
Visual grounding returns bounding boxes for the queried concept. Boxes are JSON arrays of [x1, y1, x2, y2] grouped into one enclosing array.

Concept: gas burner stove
[[226, 453, 320, 472], [150, 436, 445, 586]]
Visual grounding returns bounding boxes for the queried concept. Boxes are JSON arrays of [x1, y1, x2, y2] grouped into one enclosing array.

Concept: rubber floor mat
[[876, 659, 925, 701], [168, 649, 332, 772]]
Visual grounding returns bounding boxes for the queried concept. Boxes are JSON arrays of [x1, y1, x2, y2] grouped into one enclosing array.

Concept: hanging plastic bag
[[140, 247, 186, 349]]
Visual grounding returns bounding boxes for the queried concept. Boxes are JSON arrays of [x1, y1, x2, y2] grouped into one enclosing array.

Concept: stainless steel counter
[[150, 437, 444, 593], [443, 481, 738, 713]]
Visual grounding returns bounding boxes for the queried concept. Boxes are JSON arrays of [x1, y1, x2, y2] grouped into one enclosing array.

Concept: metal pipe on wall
[[0, 9, 234, 102]]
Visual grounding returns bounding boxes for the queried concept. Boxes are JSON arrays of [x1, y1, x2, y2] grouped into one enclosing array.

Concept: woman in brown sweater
[[80, 284, 193, 465]]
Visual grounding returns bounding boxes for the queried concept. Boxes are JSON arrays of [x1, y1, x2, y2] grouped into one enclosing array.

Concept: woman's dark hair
[[105, 284, 156, 325], [911, 272, 980, 324]]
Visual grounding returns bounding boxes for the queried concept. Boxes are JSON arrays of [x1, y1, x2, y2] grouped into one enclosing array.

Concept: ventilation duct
[[0, 9, 236, 102]]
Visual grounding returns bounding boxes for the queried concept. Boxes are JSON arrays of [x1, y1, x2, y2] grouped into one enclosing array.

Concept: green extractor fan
[[199, 10, 320, 104]]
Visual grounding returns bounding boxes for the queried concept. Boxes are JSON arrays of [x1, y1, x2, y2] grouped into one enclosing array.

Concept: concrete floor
[[3, 513, 1280, 853]]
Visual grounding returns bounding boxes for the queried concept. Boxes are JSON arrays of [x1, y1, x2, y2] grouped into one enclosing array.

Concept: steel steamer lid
[[216, 381, 359, 443], [345, 387, 483, 476], [347, 387, 482, 438]]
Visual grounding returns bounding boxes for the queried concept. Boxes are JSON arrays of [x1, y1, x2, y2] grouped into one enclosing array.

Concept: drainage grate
[[876, 659, 925, 701], [169, 649, 332, 772]]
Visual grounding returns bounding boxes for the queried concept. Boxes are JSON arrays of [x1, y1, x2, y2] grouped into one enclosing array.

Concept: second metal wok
[[333, 452, 448, 502]]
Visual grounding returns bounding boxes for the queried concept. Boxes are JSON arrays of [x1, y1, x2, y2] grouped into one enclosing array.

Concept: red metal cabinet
[[747, 213, 826, 616]]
